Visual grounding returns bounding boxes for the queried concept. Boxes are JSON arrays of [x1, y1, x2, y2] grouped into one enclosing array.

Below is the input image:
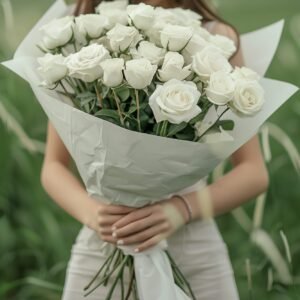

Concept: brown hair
[[74, 0, 240, 55]]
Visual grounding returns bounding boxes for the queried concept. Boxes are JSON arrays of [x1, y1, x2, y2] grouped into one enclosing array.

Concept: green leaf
[[175, 125, 195, 141], [167, 122, 188, 137], [114, 86, 130, 102], [189, 112, 205, 125], [95, 109, 120, 121], [218, 120, 235, 131]]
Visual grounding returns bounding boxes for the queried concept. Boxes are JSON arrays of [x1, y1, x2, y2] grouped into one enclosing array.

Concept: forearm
[[183, 162, 269, 221], [41, 161, 99, 226]]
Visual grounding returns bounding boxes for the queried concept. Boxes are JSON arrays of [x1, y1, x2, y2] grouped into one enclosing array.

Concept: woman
[[41, 0, 270, 299]]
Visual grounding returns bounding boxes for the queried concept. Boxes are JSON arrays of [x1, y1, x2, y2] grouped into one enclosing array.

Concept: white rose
[[192, 45, 232, 81], [75, 14, 109, 39], [124, 58, 157, 89], [127, 3, 155, 30], [182, 34, 209, 64], [231, 66, 261, 81], [232, 80, 265, 115], [130, 41, 166, 65], [65, 44, 111, 82], [37, 53, 67, 86], [39, 16, 74, 49], [96, 0, 128, 29], [100, 58, 124, 87], [193, 26, 212, 40], [154, 7, 181, 25], [169, 7, 202, 27], [160, 24, 194, 52], [205, 71, 235, 105], [149, 79, 202, 124], [145, 21, 165, 47], [107, 24, 141, 52], [209, 34, 237, 59], [158, 52, 192, 82], [96, 0, 128, 11]]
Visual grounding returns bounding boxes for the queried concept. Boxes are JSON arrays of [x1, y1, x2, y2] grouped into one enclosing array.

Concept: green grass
[[0, 0, 299, 299]]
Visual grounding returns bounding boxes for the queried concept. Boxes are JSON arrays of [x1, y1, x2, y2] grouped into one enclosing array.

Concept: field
[[0, 0, 299, 299]]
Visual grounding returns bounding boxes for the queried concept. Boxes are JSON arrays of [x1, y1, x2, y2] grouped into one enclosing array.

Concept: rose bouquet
[[36, 0, 265, 145], [2, 0, 298, 299]]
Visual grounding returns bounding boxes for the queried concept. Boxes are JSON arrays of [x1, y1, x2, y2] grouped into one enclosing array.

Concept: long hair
[[73, 0, 240, 55]]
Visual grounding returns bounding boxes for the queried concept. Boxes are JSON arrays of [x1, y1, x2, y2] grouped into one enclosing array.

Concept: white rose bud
[[39, 16, 74, 50], [130, 41, 166, 65], [149, 79, 202, 124], [37, 53, 67, 86], [100, 58, 124, 87], [231, 66, 261, 81], [107, 23, 141, 52], [158, 52, 192, 82], [209, 34, 237, 59], [192, 45, 232, 81], [65, 44, 111, 82], [232, 80, 265, 115], [96, 0, 128, 29], [127, 3, 155, 30], [160, 24, 194, 52], [206, 71, 235, 105], [124, 58, 157, 89], [75, 14, 109, 39]]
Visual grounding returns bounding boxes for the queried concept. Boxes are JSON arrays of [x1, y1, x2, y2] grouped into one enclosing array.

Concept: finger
[[114, 214, 165, 238], [116, 222, 170, 246], [111, 207, 152, 230], [98, 214, 125, 226], [97, 233, 117, 245], [98, 225, 113, 235], [135, 233, 167, 253], [98, 204, 137, 215]]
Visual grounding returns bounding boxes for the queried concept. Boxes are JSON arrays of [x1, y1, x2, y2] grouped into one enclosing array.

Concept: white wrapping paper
[[1, 1, 299, 299]]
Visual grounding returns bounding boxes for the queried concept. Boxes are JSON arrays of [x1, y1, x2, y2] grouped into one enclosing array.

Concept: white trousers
[[62, 218, 240, 300]]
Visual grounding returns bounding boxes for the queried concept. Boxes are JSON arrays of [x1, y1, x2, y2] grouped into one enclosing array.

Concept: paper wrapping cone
[[1, 1, 299, 299]]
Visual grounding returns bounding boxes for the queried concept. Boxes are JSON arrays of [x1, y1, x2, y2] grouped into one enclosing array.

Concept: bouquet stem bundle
[[83, 247, 197, 300]]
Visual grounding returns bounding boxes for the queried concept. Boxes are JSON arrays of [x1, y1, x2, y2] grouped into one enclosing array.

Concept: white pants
[[62, 218, 240, 300]]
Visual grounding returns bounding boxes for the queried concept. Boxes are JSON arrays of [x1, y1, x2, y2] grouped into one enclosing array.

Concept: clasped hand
[[95, 197, 189, 252]]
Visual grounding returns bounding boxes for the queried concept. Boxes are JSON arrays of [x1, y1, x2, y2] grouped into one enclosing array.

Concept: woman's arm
[[110, 23, 270, 252], [41, 122, 137, 243]]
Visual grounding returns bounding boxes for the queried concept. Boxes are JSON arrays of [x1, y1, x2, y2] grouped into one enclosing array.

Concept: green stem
[[84, 247, 118, 291], [59, 81, 80, 109], [165, 250, 197, 300], [112, 89, 125, 126], [196, 107, 230, 142], [134, 89, 142, 132], [103, 248, 121, 286], [160, 120, 168, 137], [94, 82, 103, 108], [125, 258, 135, 300], [104, 256, 130, 300]]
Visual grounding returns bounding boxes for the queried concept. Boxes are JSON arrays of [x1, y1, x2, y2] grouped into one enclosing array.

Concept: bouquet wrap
[[2, 1, 299, 299]]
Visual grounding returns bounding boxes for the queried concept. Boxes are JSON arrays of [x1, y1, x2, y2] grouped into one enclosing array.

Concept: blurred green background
[[0, 0, 299, 299]]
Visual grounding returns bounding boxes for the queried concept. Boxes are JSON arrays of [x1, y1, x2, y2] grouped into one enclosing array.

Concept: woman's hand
[[109, 196, 190, 252], [86, 201, 138, 245]]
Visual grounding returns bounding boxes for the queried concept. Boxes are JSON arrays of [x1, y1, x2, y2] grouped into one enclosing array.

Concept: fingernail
[[117, 240, 124, 245], [134, 248, 139, 252], [112, 225, 117, 231], [112, 231, 117, 237]]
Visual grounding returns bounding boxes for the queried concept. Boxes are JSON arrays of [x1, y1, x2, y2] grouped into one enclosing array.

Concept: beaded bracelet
[[173, 194, 193, 224]]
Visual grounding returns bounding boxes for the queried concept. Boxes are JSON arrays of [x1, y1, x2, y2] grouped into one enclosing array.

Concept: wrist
[[82, 196, 101, 230], [170, 195, 190, 225]]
